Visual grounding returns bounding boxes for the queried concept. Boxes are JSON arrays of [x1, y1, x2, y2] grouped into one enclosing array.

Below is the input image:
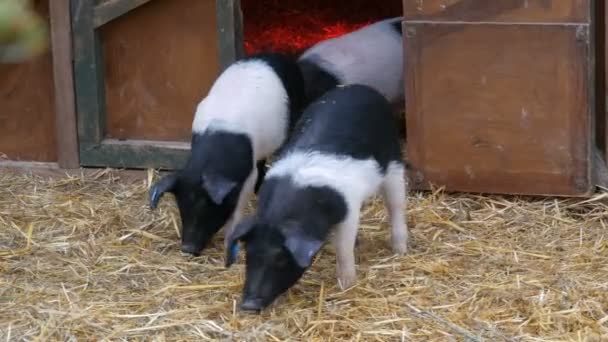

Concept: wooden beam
[[233, 0, 244, 59], [593, 0, 606, 157], [50, 0, 80, 169], [603, 0, 608, 163], [93, 0, 153, 28], [79, 139, 190, 170], [593, 146, 608, 188], [216, 0, 244, 71], [71, 0, 106, 146], [0, 160, 60, 170]]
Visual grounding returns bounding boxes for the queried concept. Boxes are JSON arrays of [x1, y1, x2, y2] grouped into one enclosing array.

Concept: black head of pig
[[225, 216, 325, 312], [150, 171, 241, 255], [149, 131, 253, 256]]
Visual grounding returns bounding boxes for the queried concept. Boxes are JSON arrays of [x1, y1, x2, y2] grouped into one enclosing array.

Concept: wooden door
[[403, 0, 597, 196], [70, 0, 242, 169]]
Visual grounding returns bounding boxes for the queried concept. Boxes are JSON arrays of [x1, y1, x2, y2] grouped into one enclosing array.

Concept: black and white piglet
[[225, 84, 408, 311], [149, 53, 305, 256], [297, 17, 404, 111]]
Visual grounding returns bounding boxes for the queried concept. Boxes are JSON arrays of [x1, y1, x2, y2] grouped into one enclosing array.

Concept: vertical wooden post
[[50, 0, 79, 168], [602, 0, 608, 164], [233, 0, 244, 59], [590, 0, 607, 187], [216, 0, 244, 71]]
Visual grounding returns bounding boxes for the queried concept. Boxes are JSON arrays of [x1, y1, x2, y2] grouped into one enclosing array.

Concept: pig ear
[[283, 228, 324, 269], [225, 216, 256, 268], [202, 173, 237, 205], [149, 174, 178, 209]]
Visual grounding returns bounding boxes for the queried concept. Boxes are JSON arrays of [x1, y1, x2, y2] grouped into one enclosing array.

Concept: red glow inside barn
[[241, 0, 403, 56]]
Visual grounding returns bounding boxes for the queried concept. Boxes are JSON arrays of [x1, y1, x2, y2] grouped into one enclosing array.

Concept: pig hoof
[[240, 298, 264, 312], [392, 241, 408, 256], [391, 231, 408, 255], [337, 272, 357, 290]]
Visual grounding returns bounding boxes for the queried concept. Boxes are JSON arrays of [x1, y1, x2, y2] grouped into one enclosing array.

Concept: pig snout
[[180, 243, 202, 256], [240, 297, 265, 312]]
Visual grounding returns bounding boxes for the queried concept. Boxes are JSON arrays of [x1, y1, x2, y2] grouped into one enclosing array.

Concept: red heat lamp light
[[244, 21, 372, 56]]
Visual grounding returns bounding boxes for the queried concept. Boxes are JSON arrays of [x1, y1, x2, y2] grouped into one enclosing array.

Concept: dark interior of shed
[[241, 0, 403, 57]]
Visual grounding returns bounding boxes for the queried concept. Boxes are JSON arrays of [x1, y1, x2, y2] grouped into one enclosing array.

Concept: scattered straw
[[1, 168, 608, 341], [241, 0, 402, 56]]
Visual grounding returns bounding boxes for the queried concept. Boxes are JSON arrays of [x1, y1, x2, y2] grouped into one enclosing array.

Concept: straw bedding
[[241, 0, 402, 56], [1, 167, 608, 341]]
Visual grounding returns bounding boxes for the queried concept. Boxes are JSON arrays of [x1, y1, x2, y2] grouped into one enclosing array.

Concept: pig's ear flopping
[[225, 216, 256, 268], [202, 173, 237, 205], [149, 174, 178, 209], [283, 227, 324, 269]]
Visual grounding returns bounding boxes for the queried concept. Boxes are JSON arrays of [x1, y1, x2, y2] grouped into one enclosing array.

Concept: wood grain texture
[[404, 23, 593, 196], [603, 0, 608, 163], [0, 0, 57, 162], [216, 0, 242, 71], [93, 0, 153, 28], [50, 0, 79, 168], [79, 139, 189, 169], [403, 0, 590, 23], [72, 0, 106, 145], [100, 0, 220, 142]]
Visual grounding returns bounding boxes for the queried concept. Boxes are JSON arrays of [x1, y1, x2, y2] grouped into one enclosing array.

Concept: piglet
[[297, 17, 405, 132], [149, 52, 305, 256], [225, 84, 408, 311]]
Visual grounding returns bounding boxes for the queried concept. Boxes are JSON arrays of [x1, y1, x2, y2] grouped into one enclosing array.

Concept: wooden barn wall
[[403, 0, 595, 196], [0, 0, 57, 162], [402, 0, 590, 22], [101, 0, 220, 143]]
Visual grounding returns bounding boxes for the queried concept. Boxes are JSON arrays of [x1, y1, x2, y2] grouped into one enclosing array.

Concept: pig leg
[[223, 167, 258, 247], [381, 162, 408, 255], [332, 206, 361, 290]]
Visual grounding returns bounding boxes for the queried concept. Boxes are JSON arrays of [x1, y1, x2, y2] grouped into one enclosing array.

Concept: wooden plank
[[71, 0, 106, 146], [594, 0, 605, 157], [0, 160, 60, 170], [593, 146, 608, 188], [216, 0, 239, 71], [585, 1, 608, 187], [233, 0, 244, 59], [50, 0, 80, 168], [93, 0, 153, 28], [404, 23, 593, 196], [604, 0, 608, 163], [79, 139, 190, 169], [403, 0, 590, 23]]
